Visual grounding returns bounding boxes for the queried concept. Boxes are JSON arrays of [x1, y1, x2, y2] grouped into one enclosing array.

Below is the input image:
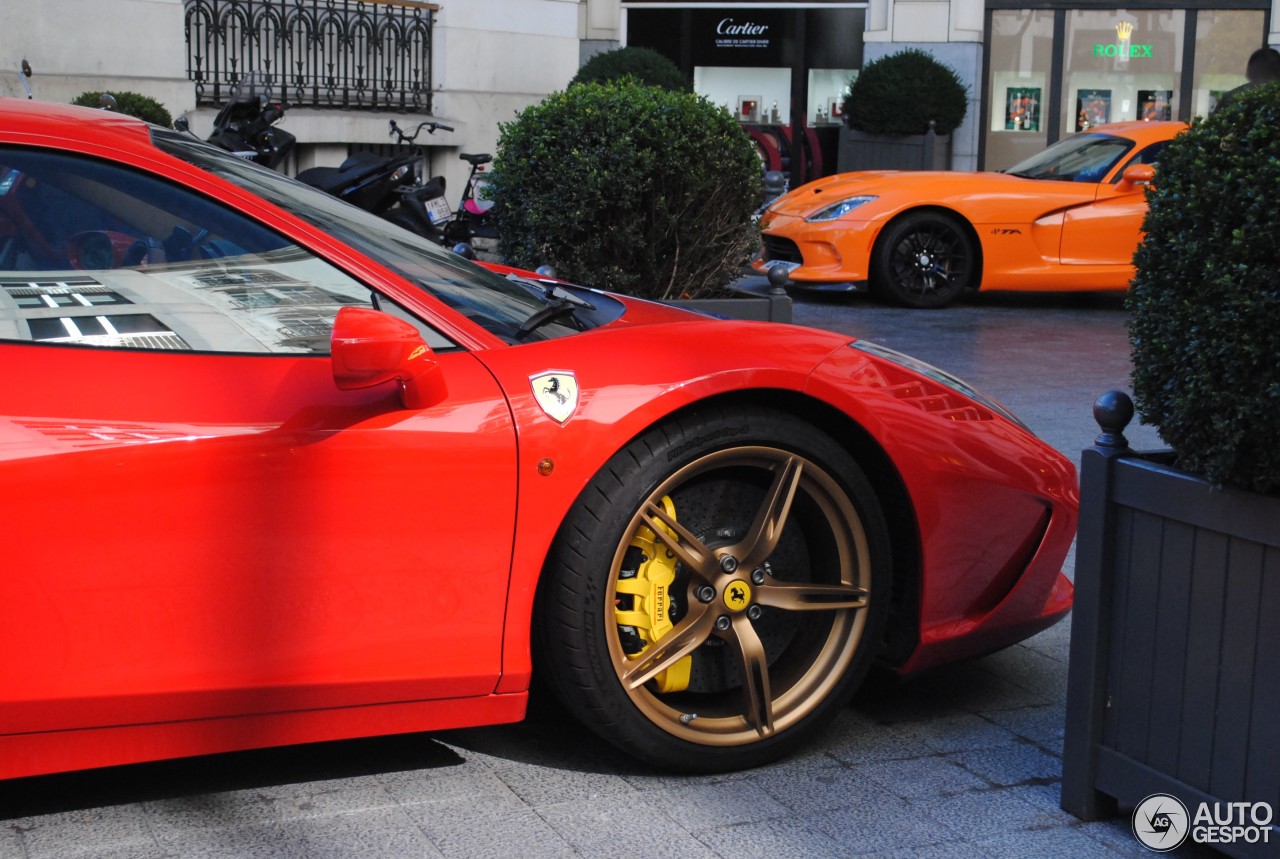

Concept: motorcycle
[[194, 86, 471, 249], [295, 118, 454, 241]]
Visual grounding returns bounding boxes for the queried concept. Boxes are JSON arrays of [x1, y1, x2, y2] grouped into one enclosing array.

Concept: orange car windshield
[[1002, 133, 1134, 183]]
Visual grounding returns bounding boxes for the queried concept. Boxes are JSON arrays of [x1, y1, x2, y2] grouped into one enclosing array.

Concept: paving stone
[[803, 794, 956, 855], [891, 712, 1024, 755], [695, 814, 853, 859], [855, 755, 992, 800], [742, 757, 886, 815], [399, 792, 577, 859], [536, 794, 720, 859], [491, 763, 638, 808], [656, 781, 792, 831], [950, 743, 1064, 788], [8, 805, 156, 859]]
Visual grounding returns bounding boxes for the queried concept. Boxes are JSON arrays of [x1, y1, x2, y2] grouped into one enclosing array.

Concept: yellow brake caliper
[[615, 496, 693, 693]]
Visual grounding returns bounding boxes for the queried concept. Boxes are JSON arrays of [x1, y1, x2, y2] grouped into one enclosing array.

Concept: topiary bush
[[842, 49, 967, 136], [72, 90, 173, 127], [570, 46, 690, 92], [490, 79, 760, 300], [1128, 82, 1280, 495]]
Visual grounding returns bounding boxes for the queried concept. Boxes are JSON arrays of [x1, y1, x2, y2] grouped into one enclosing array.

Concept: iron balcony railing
[[184, 0, 437, 112]]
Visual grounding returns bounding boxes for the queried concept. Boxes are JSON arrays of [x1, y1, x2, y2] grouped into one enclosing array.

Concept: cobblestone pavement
[[1, 288, 1220, 858]]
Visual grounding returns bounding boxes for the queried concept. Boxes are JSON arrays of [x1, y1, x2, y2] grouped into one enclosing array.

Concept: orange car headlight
[[805, 195, 877, 222]]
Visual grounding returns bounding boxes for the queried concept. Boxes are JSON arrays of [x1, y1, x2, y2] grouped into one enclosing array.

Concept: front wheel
[[535, 407, 891, 772], [872, 212, 976, 308]]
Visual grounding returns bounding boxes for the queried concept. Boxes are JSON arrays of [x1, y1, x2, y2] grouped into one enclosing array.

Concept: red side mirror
[[331, 306, 446, 409]]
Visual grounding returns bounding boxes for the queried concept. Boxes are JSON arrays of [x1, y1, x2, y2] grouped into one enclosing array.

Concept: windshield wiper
[[513, 297, 580, 341], [506, 272, 597, 310]]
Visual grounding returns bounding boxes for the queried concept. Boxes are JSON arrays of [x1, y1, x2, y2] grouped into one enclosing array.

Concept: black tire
[[534, 406, 891, 772], [872, 211, 976, 308]]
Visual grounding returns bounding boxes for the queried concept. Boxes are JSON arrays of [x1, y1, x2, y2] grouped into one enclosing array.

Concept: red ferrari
[[0, 99, 1077, 778]]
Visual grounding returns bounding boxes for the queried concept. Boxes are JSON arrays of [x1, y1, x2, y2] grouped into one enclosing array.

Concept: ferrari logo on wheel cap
[[723, 580, 752, 611], [531, 371, 579, 424]]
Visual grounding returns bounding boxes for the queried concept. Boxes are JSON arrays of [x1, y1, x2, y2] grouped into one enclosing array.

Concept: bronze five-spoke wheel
[[535, 407, 890, 772]]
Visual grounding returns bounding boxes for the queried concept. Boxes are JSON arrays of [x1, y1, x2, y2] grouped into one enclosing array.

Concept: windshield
[[151, 129, 620, 343], [1002, 133, 1135, 183]]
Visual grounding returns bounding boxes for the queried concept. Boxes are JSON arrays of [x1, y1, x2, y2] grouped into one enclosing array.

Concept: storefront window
[[694, 67, 792, 124], [1194, 9, 1265, 115], [986, 10, 1056, 170], [808, 68, 857, 126], [628, 6, 863, 182], [1062, 10, 1183, 134]]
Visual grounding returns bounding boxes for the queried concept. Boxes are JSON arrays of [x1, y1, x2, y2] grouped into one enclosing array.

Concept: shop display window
[[1192, 9, 1266, 117], [808, 68, 856, 125], [1076, 89, 1112, 130], [1006, 87, 1042, 131], [985, 10, 1055, 169], [1061, 10, 1181, 134], [695, 67, 790, 125]]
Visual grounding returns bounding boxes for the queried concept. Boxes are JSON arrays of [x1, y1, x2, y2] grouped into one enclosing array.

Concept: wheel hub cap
[[722, 580, 753, 612]]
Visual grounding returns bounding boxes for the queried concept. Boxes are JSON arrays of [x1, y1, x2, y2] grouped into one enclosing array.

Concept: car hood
[[763, 170, 1098, 222]]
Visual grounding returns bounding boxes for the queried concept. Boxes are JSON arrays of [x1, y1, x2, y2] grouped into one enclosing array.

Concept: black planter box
[[665, 277, 792, 323], [1061, 392, 1280, 857], [837, 127, 950, 172]]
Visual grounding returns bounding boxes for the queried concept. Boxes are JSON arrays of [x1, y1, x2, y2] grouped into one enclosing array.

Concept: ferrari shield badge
[[531, 371, 579, 424]]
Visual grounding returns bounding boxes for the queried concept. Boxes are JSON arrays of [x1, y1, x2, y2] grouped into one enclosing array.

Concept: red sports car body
[[0, 99, 1076, 778]]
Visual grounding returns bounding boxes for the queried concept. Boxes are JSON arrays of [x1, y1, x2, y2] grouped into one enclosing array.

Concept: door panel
[[1060, 182, 1149, 265], [0, 342, 516, 734]]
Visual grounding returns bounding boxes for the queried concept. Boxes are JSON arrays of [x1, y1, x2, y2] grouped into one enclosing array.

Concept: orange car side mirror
[[1119, 163, 1156, 188], [331, 306, 447, 409]]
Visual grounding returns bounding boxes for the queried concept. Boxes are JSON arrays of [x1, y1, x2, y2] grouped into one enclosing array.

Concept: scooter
[[203, 75, 295, 170], [295, 119, 454, 234]]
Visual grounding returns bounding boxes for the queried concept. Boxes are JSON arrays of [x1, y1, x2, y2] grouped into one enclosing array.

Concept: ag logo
[[530, 371, 579, 424], [1133, 793, 1189, 851]]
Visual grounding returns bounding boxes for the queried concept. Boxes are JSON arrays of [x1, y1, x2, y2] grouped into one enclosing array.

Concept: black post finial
[[766, 264, 791, 294], [1093, 390, 1135, 450]]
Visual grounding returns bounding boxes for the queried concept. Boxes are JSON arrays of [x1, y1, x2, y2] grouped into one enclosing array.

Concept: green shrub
[[842, 49, 967, 136], [72, 91, 173, 127], [1128, 83, 1280, 494], [571, 46, 690, 92], [490, 80, 760, 300]]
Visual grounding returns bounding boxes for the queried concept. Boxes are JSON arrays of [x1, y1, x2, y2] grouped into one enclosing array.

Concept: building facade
[[0, 0, 1274, 188], [0, 0, 608, 194], [623, 0, 1275, 172]]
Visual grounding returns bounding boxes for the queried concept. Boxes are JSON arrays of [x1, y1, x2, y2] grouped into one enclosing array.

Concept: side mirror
[[1119, 163, 1156, 188], [331, 306, 446, 409], [18, 59, 33, 99]]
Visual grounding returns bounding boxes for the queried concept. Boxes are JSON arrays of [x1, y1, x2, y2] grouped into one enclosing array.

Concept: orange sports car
[[755, 121, 1185, 308]]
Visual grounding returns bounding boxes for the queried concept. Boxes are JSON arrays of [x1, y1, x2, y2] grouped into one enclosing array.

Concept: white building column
[[864, 0, 983, 170]]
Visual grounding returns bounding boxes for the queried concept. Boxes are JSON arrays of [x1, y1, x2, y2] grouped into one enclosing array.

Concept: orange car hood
[[765, 170, 1100, 224]]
